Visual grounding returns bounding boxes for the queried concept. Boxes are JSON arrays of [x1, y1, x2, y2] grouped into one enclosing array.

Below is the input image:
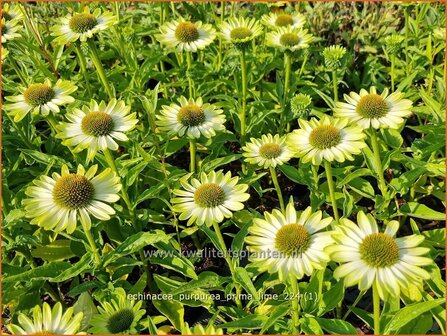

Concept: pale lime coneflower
[[6, 302, 84, 335], [89, 288, 145, 334], [261, 12, 305, 29], [3, 79, 77, 122], [245, 199, 333, 333], [1, 18, 21, 43], [242, 133, 293, 211], [328, 211, 432, 334], [57, 99, 138, 161]]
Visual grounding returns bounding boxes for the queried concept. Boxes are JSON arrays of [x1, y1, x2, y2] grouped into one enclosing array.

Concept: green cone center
[[309, 125, 342, 149], [53, 174, 94, 209], [259, 143, 282, 159], [23, 84, 55, 106], [194, 183, 226, 208], [359, 233, 400, 268], [177, 104, 205, 127], [280, 33, 300, 47], [106, 308, 135, 334], [275, 14, 294, 27], [356, 93, 390, 119], [230, 27, 252, 40], [69, 13, 98, 33], [275, 223, 310, 256], [81, 111, 115, 136], [175, 21, 199, 43]]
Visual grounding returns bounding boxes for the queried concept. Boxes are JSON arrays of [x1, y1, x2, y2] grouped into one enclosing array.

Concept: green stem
[[211, 221, 242, 308], [240, 49, 247, 140], [189, 139, 197, 173], [332, 70, 338, 102], [282, 52, 292, 132], [46, 113, 59, 135], [390, 54, 395, 92], [373, 281, 381, 335], [369, 128, 388, 196], [323, 161, 339, 224], [289, 274, 300, 334], [74, 43, 93, 99], [186, 51, 194, 99], [343, 290, 366, 320], [103, 148, 137, 228], [404, 9, 409, 76], [269, 166, 285, 212], [298, 51, 308, 79], [84, 227, 101, 265], [86, 39, 114, 99]]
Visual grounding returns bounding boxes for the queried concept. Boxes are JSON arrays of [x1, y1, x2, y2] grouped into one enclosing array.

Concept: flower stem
[[84, 227, 101, 265], [289, 274, 300, 334], [74, 43, 93, 99], [86, 39, 114, 99], [332, 70, 338, 103], [239, 49, 247, 140], [373, 281, 381, 335], [404, 9, 410, 76], [282, 52, 292, 133], [390, 54, 395, 92], [103, 148, 137, 228], [369, 128, 388, 196], [211, 221, 243, 308], [186, 51, 194, 99], [323, 161, 339, 224], [189, 139, 197, 173], [269, 166, 285, 212]]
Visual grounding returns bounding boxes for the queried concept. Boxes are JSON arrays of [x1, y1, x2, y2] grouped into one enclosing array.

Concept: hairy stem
[[290, 274, 300, 334], [324, 161, 340, 224]]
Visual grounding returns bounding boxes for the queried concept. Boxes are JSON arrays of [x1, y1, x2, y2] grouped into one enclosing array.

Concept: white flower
[[261, 12, 305, 29], [334, 86, 413, 129], [57, 99, 138, 160], [219, 17, 263, 47], [1, 18, 21, 43], [51, 8, 117, 44], [4, 79, 77, 122], [172, 170, 250, 226], [23, 164, 121, 233], [157, 96, 225, 139], [266, 26, 313, 52], [288, 116, 367, 165], [246, 200, 333, 280], [329, 211, 433, 299], [242, 134, 293, 168], [156, 18, 216, 52]]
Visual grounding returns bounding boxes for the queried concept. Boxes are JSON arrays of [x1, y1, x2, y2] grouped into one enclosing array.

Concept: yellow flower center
[[275, 14, 294, 27], [23, 84, 55, 106], [230, 27, 253, 40], [81, 111, 115, 136], [175, 21, 199, 43], [356, 93, 390, 119], [359, 233, 400, 268], [275, 223, 310, 256], [280, 33, 300, 47], [259, 143, 282, 159], [177, 104, 205, 127], [309, 125, 341, 149], [69, 13, 98, 34], [194, 183, 226, 208], [107, 308, 135, 334], [53, 174, 94, 209]]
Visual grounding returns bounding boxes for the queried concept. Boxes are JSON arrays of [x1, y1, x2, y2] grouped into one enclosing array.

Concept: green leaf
[[318, 279, 345, 316], [350, 306, 373, 327], [31, 240, 75, 261], [231, 221, 250, 254], [398, 202, 445, 220], [149, 254, 197, 279], [260, 304, 289, 333], [73, 292, 98, 331], [397, 313, 432, 334], [300, 316, 324, 335], [52, 253, 93, 282], [3, 262, 71, 283], [152, 299, 184, 331], [381, 128, 403, 148], [337, 168, 372, 187], [383, 298, 445, 334], [220, 315, 268, 329], [301, 269, 324, 314], [315, 318, 358, 334], [389, 167, 426, 195], [348, 177, 375, 199], [202, 154, 241, 172], [234, 267, 259, 303], [170, 271, 226, 295], [103, 231, 170, 266]]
